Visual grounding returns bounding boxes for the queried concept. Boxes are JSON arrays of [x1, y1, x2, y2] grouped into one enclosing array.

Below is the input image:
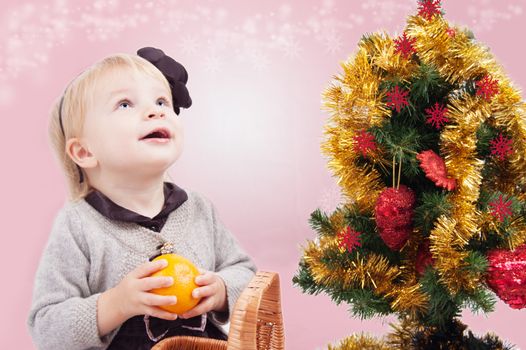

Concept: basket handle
[[226, 271, 285, 350]]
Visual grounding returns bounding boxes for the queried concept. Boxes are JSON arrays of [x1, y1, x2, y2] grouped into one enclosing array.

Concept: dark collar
[[84, 182, 188, 232]]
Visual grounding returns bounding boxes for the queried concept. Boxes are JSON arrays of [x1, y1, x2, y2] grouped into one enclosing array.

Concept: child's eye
[[117, 99, 132, 109], [157, 97, 170, 107]]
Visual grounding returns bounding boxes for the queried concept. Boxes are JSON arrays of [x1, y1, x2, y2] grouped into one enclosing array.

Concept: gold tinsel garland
[[322, 37, 391, 213], [328, 317, 509, 349], [327, 333, 390, 350], [407, 14, 526, 291], [302, 213, 429, 315], [299, 6, 526, 349]]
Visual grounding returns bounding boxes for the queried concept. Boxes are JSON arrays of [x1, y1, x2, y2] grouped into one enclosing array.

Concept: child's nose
[[148, 108, 165, 119]]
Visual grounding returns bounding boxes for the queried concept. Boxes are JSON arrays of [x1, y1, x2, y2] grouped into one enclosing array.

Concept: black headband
[[58, 94, 84, 183], [58, 46, 191, 184]]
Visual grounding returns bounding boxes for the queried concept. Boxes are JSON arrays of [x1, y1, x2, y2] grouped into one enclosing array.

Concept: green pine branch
[[414, 191, 453, 235], [410, 63, 451, 107], [418, 269, 462, 330], [309, 208, 336, 237], [292, 260, 326, 296]]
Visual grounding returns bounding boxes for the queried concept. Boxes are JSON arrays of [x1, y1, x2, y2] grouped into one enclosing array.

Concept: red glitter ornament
[[486, 244, 526, 309], [488, 195, 513, 223], [353, 130, 377, 157], [446, 27, 456, 38], [425, 102, 449, 130], [394, 32, 417, 59], [476, 75, 499, 101], [337, 226, 362, 253], [415, 239, 435, 276], [416, 150, 457, 191], [386, 86, 410, 113], [490, 133, 513, 161], [418, 0, 442, 20], [375, 185, 416, 250]]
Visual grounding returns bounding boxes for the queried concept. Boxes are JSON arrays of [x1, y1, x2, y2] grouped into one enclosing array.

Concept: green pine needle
[[414, 192, 453, 235], [309, 208, 335, 237], [419, 269, 462, 329]]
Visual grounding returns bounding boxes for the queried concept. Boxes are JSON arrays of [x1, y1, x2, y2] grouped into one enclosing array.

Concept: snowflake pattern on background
[[425, 102, 449, 129], [0, 0, 524, 106], [490, 133, 514, 161], [476, 75, 500, 101], [489, 195, 513, 222], [468, 3, 523, 32], [353, 130, 377, 156], [337, 226, 362, 253], [361, 0, 414, 24], [386, 85, 410, 113], [319, 182, 344, 214]]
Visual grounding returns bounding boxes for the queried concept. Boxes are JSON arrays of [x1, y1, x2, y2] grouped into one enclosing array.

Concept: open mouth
[[140, 128, 171, 140]]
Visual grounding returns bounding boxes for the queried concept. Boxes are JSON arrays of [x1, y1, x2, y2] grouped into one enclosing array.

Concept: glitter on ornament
[[375, 185, 416, 250], [486, 244, 526, 309]]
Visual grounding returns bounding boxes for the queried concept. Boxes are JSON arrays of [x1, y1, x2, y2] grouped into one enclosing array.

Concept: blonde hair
[[48, 53, 174, 202]]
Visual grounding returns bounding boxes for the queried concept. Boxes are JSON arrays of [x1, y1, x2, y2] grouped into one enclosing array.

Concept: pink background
[[1, 0, 525, 348]]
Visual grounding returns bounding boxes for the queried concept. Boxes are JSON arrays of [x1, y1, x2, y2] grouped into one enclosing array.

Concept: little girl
[[27, 47, 257, 350]]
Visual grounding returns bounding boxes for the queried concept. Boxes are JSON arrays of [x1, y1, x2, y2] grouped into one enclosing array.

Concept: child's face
[[80, 66, 183, 178]]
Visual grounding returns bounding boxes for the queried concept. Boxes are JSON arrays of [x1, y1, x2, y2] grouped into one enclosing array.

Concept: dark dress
[[84, 182, 228, 349]]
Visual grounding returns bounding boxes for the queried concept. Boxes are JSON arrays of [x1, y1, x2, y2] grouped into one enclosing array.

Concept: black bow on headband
[[137, 47, 192, 115], [59, 47, 192, 183]]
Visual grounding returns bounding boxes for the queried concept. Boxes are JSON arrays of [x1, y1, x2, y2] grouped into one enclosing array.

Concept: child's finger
[[139, 276, 173, 291], [140, 292, 178, 307], [131, 259, 168, 279], [195, 271, 214, 285], [192, 285, 214, 299], [180, 297, 214, 319]]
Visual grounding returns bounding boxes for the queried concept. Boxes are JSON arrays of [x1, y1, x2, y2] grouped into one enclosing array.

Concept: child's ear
[[65, 138, 97, 169]]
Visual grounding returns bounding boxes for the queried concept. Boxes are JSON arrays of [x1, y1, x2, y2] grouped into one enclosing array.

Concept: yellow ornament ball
[[150, 252, 201, 314]]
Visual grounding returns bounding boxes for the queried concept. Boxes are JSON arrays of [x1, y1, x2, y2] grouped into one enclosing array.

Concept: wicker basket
[[151, 271, 285, 350]]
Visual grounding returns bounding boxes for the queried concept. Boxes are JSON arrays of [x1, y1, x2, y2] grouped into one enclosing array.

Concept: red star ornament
[[337, 226, 362, 253], [353, 130, 377, 157], [489, 195, 513, 223], [425, 102, 449, 130], [418, 0, 442, 20], [394, 32, 417, 59], [476, 75, 499, 101], [386, 86, 410, 113], [490, 133, 513, 161]]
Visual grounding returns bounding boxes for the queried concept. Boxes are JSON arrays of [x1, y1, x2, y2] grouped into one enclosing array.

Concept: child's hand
[[180, 270, 227, 319], [112, 259, 179, 321]]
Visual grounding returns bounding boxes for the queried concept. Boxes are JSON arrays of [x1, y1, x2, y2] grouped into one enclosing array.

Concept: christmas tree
[[293, 1, 526, 348]]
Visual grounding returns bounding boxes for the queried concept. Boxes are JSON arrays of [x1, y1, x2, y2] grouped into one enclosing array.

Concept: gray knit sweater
[[27, 190, 257, 350]]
